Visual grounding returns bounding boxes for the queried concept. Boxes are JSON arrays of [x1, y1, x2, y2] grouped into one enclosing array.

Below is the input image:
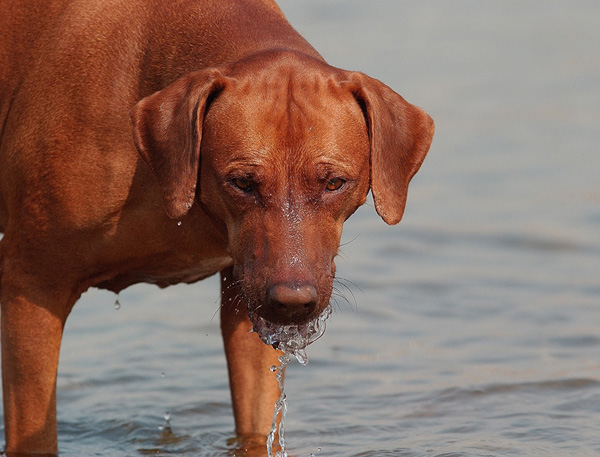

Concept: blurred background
[[2, 1, 599, 456]]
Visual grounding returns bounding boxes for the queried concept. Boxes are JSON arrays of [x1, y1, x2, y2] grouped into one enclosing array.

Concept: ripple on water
[[423, 378, 600, 406]]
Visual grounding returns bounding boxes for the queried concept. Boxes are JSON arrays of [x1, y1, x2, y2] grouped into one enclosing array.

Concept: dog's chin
[[248, 304, 332, 365]]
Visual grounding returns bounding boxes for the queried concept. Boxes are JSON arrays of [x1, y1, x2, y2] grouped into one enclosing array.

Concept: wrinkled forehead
[[202, 70, 370, 168]]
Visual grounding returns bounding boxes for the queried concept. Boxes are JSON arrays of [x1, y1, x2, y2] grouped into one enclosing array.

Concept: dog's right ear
[[130, 69, 227, 219], [342, 72, 434, 225]]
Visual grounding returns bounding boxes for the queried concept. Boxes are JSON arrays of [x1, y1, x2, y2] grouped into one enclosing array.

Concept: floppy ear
[[345, 73, 434, 225], [130, 69, 227, 219]]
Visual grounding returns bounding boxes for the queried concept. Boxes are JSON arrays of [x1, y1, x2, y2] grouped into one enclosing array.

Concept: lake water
[[2, 1, 599, 456]]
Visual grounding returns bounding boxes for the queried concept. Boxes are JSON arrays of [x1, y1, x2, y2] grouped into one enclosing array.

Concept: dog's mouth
[[248, 304, 332, 365]]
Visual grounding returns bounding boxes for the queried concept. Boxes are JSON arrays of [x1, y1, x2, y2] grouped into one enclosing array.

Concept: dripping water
[[266, 352, 291, 457], [249, 305, 332, 457]]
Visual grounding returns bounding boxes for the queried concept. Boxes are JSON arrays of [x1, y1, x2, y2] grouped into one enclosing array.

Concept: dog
[[0, 0, 434, 454]]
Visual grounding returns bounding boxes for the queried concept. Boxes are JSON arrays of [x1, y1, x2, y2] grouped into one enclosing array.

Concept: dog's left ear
[[131, 69, 227, 219], [344, 73, 434, 225]]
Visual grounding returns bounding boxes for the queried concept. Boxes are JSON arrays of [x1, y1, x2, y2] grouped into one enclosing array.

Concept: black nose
[[268, 283, 318, 322]]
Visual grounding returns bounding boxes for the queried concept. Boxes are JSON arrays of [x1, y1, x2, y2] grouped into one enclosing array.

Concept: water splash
[[249, 304, 332, 365], [158, 412, 171, 432], [250, 305, 332, 457]]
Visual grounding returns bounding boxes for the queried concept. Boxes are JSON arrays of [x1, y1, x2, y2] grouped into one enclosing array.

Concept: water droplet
[[295, 348, 308, 366], [177, 221, 182, 226], [161, 372, 165, 378], [159, 412, 172, 433], [270, 365, 278, 372], [114, 296, 121, 310]]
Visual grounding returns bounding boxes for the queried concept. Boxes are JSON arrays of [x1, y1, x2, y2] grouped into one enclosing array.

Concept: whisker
[[336, 276, 364, 296], [331, 289, 352, 313], [336, 250, 350, 264], [212, 278, 247, 321], [332, 276, 363, 312], [329, 295, 344, 314], [339, 232, 362, 248]]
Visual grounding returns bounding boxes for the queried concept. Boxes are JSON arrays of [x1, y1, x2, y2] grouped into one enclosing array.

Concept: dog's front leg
[[220, 267, 283, 447], [1, 268, 75, 456]]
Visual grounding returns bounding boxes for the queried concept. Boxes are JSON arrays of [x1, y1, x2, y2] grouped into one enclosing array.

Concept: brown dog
[[0, 0, 433, 454]]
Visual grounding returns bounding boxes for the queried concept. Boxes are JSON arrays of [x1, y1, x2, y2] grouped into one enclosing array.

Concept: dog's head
[[131, 51, 433, 328]]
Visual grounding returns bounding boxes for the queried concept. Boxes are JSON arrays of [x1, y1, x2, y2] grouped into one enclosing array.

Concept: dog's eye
[[232, 177, 252, 192], [325, 177, 345, 192]]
